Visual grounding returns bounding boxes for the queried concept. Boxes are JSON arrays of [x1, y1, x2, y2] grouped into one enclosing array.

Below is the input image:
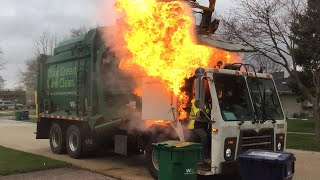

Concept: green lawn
[[287, 119, 315, 133], [0, 145, 68, 175], [286, 119, 320, 152], [0, 110, 15, 117], [287, 133, 320, 152]]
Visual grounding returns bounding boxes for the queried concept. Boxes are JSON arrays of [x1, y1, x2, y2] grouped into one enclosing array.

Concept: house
[[272, 72, 313, 118], [0, 90, 26, 104]]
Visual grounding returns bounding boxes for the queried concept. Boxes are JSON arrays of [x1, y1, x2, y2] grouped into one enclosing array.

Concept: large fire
[[106, 0, 238, 120]]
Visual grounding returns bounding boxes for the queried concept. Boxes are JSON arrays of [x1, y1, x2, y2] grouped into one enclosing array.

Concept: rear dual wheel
[[66, 125, 83, 159], [49, 123, 66, 154], [49, 123, 84, 158]]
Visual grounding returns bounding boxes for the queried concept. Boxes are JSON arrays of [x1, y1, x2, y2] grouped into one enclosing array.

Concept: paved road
[[1, 168, 115, 180], [0, 119, 319, 180]]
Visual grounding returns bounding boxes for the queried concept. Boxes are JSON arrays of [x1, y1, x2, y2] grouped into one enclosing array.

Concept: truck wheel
[[0, 107, 5, 110], [146, 144, 159, 179], [66, 125, 83, 158], [49, 123, 66, 154]]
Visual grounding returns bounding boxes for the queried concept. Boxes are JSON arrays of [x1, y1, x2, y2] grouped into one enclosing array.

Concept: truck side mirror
[[195, 77, 205, 110]]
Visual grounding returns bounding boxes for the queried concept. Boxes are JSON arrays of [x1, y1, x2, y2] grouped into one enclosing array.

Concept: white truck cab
[[142, 63, 287, 176], [195, 65, 286, 175]]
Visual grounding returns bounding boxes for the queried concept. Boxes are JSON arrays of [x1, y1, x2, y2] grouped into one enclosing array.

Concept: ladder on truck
[[75, 43, 87, 116]]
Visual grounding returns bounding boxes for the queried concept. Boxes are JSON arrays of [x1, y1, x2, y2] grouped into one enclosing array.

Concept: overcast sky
[[0, 0, 231, 89]]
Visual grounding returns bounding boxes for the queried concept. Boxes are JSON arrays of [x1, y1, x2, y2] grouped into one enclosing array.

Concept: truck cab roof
[[205, 67, 273, 79]]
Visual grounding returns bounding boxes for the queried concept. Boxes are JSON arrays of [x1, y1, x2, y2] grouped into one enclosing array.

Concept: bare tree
[[13, 83, 25, 91], [244, 53, 284, 73], [0, 48, 6, 89], [33, 31, 59, 56], [70, 25, 92, 38], [0, 76, 5, 90], [19, 57, 37, 85], [222, 0, 320, 141], [0, 48, 5, 70], [20, 31, 59, 90]]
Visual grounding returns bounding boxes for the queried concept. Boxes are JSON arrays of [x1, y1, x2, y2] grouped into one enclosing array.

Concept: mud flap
[[114, 135, 128, 155]]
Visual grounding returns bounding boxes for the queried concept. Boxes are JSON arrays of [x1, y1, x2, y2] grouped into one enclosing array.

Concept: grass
[[0, 111, 15, 117], [0, 145, 68, 175], [287, 119, 315, 133], [286, 118, 320, 152], [287, 133, 320, 152]]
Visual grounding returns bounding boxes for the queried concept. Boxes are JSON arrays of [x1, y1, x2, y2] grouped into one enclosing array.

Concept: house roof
[[272, 72, 292, 93]]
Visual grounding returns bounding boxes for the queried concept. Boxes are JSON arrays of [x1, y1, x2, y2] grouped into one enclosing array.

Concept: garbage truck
[[35, 1, 287, 179]]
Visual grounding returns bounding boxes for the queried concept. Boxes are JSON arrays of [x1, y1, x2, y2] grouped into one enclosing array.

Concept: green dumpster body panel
[[153, 141, 202, 180], [15, 111, 29, 120]]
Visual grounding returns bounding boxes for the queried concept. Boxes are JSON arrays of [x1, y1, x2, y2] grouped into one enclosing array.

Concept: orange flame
[[133, 87, 142, 97], [145, 120, 171, 128], [114, 0, 214, 95], [105, 0, 239, 120]]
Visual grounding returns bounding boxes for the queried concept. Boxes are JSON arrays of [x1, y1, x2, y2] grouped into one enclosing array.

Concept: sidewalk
[[288, 131, 315, 135]]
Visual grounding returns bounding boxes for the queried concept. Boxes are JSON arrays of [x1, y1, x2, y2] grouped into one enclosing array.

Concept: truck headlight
[[224, 137, 237, 161], [276, 133, 285, 151], [277, 142, 282, 151], [226, 148, 232, 158]]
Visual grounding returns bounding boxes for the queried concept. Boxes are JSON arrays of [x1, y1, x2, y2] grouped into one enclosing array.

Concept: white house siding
[[279, 94, 303, 118]]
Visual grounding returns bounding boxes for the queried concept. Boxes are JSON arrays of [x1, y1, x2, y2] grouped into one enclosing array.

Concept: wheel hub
[[151, 149, 159, 171], [52, 130, 59, 148], [69, 132, 79, 152]]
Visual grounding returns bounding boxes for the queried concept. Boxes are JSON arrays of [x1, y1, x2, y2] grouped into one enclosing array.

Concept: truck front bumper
[[220, 160, 240, 175]]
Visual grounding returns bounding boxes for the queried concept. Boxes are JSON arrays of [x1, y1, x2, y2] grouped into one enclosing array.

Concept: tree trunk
[[313, 103, 320, 142]]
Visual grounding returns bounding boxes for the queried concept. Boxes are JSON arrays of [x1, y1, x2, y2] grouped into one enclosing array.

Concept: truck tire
[[49, 123, 66, 154], [146, 143, 159, 179], [66, 125, 83, 159]]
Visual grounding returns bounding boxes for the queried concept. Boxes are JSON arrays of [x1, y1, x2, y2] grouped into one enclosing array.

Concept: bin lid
[[239, 149, 294, 163], [153, 140, 202, 151]]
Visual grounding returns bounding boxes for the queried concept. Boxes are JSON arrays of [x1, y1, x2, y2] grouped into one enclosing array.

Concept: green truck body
[[36, 29, 140, 134]]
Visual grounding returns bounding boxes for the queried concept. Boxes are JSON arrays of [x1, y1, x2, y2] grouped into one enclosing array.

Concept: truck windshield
[[213, 74, 254, 121], [247, 77, 284, 120]]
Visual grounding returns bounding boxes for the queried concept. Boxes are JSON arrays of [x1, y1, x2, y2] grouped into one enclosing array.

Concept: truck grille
[[237, 128, 274, 156]]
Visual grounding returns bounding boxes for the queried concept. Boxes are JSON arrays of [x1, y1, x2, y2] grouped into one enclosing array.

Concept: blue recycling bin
[[239, 149, 295, 180]]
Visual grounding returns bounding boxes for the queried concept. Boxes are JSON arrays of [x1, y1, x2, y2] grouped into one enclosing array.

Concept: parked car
[[0, 101, 24, 110]]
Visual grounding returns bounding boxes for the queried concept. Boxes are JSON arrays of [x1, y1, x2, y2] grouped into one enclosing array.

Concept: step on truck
[[35, 28, 287, 178]]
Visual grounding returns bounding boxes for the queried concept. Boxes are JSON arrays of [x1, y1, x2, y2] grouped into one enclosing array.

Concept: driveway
[[0, 119, 319, 180], [0, 119, 151, 180]]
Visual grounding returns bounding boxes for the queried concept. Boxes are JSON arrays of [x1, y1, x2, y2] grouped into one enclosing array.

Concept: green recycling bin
[[153, 141, 202, 180], [15, 111, 29, 120]]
